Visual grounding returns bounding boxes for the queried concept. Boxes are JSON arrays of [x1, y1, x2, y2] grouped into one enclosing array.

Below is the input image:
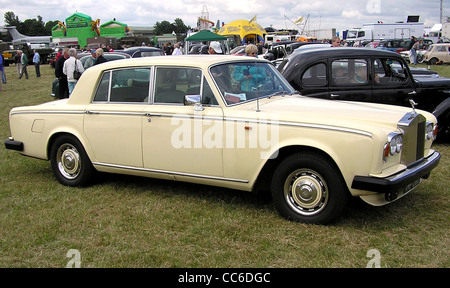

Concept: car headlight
[[384, 132, 403, 160], [425, 122, 437, 141]]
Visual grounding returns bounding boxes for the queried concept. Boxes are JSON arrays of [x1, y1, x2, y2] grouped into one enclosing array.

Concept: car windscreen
[[210, 61, 295, 106]]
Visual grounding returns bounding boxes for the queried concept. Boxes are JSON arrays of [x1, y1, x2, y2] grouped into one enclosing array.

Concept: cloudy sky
[[0, 0, 447, 34]]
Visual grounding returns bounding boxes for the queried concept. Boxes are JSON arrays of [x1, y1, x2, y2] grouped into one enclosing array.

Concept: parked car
[[399, 49, 427, 64], [51, 52, 131, 99], [375, 39, 408, 52], [79, 51, 130, 67], [122, 46, 165, 58], [230, 45, 246, 56], [5, 55, 440, 224], [376, 38, 432, 53], [279, 47, 450, 140], [423, 43, 450, 64]]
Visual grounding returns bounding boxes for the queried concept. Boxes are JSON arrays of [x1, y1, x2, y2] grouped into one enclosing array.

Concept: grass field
[[0, 63, 448, 268]]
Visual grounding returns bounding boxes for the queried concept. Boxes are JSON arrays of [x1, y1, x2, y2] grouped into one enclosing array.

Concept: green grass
[[0, 64, 449, 268]]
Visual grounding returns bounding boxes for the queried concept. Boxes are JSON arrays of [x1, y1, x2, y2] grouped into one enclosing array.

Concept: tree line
[[1, 11, 191, 42]]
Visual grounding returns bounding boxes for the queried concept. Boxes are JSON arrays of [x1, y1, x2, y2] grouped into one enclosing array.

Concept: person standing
[[172, 42, 182, 55], [55, 48, 69, 98], [409, 36, 417, 65], [0, 54, 3, 91], [63, 48, 84, 96], [1, 53, 6, 85], [18, 50, 29, 79], [83, 49, 97, 69], [33, 50, 41, 77], [208, 41, 222, 54], [412, 39, 420, 65], [15, 50, 22, 76], [165, 42, 173, 55], [331, 36, 341, 47], [93, 48, 107, 65]]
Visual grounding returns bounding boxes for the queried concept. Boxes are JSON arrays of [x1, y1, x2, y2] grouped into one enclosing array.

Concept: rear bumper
[[4, 138, 24, 151], [352, 151, 441, 201]]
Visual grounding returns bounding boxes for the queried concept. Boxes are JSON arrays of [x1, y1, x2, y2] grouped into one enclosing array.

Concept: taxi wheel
[[271, 151, 349, 224], [50, 135, 95, 187]]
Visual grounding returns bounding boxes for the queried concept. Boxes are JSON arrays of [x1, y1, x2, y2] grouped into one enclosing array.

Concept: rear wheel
[[271, 152, 349, 224], [50, 135, 95, 186], [429, 57, 439, 65]]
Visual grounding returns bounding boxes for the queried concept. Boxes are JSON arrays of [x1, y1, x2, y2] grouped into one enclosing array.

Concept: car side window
[[301, 63, 326, 86], [93, 71, 110, 102], [154, 67, 203, 104], [93, 68, 151, 103], [331, 59, 368, 86], [373, 58, 408, 86]]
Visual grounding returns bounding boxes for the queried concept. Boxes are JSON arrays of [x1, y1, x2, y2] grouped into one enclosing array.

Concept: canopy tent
[[218, 19, 266, 41], [185, 29, 227, 41], [184, 30, 229, 54]]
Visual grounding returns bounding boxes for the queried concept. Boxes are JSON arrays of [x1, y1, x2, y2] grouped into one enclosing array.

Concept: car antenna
[[255, 58, 260, 112]]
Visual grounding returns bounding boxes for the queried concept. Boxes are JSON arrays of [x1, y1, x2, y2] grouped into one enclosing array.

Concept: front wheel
[[50, 135, 95, 186], [271, 152, 349, 224]]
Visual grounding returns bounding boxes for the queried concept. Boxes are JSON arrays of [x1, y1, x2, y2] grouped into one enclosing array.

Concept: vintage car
[[122, 47, 165, 58], [279, 47, 450, 140], [423, 43, 450, 65], [5, 55, 440, 224]]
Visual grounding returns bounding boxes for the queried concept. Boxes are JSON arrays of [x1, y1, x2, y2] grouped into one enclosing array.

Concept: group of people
[[54, 47, 107, 98], [0, 49, 41, 91]]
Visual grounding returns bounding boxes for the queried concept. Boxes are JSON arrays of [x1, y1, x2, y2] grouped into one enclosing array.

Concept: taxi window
[[331, 59, 368, 86], [301, 63, 326, 86], [373, 58, 408, 86]]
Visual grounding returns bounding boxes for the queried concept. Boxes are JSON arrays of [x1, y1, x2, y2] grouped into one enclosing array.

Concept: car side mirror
[[185, 95, 204, 111]]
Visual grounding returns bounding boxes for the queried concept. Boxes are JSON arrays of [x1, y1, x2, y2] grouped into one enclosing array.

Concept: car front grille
[[398, 112, 426, 166]]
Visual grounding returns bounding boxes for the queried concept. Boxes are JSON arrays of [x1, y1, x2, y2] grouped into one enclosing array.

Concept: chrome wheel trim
[[56, 143, 81, 180], [283, 169, 329, 216]]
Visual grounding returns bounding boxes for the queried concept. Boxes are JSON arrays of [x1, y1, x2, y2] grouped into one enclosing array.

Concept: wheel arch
[[46, 131, 93, 162], [253, 145, 349, 195]]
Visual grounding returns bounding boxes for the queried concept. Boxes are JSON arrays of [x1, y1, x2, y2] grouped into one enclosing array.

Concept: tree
[[4, 11, 21, 27], [23, 16, 47, 36], [3, 11, 59, 37], [154, 20, 173, 35], [45, 20, 59, 35], [172, 18, 189, 35], [153, 18, 191, 36]]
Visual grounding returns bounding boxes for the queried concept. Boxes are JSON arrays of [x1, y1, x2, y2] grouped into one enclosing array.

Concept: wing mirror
[[184, 95, 204, 111]]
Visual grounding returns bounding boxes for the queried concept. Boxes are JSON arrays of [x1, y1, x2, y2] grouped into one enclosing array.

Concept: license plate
[[402, 178, 421, 194]]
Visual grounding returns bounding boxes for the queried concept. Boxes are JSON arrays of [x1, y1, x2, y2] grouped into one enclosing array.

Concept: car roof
[[289, 47, 400, 59], [85, 55, 268, 71], [123, 46, 164, 52]]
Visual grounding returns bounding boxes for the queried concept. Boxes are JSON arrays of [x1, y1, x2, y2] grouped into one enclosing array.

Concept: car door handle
[[85, 111, 99, 114], [408, 91, 417, 95], [330, 94, 340, 99], [143, 113, 162, 117]]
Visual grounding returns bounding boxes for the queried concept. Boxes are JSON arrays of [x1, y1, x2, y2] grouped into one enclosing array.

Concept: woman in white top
[[63, 48, 84, 96], [172, 42, 183, 55]]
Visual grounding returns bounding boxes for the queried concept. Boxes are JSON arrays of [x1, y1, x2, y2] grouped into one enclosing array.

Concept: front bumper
[[4, 138, 24, 151], [352, 151, 441, 201]]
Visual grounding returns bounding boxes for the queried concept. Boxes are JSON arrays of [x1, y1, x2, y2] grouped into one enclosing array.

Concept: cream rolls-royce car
[[5, 55, 440, 224]]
